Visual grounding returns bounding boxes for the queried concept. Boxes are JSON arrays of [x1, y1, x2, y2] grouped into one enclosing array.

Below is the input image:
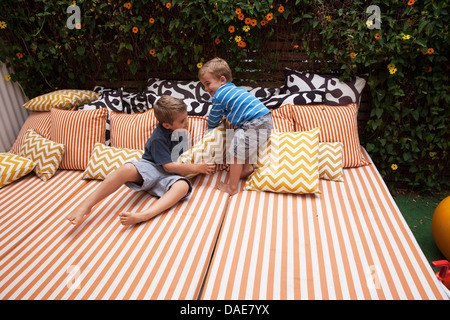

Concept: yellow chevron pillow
[[319, 142, 344, 182], [0, 153, 35, 188], [245, 127, 321, 194], [82, 143, 144, 180], [177, 122, 227, 179], [19, 129, 65, 181], [23, 89, 99, 111]]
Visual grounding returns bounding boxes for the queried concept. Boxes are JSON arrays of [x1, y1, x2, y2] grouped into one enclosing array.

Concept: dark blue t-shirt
[[141, 123, 187, 166]]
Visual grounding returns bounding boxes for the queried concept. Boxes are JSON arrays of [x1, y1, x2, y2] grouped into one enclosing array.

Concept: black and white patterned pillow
[[259, 92, 325, 109], [284, 68, 366, 106], [146, 78, 211, 102]]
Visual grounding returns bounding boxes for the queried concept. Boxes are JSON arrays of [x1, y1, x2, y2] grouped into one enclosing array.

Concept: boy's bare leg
[[218, 157, 242, 196], [119, 179, 190, 225], [66, 163, 142, 226]]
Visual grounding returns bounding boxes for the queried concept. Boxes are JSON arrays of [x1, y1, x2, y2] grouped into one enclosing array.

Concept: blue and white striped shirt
[[207, 82, 270, 130]]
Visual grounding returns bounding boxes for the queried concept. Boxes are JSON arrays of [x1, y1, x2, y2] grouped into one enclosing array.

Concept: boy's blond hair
[[154, 95, 187, 124], [198, 57, 233, 82]]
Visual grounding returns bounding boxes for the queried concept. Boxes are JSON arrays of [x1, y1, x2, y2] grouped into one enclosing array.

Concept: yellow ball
[[432, 196, 450, 260]]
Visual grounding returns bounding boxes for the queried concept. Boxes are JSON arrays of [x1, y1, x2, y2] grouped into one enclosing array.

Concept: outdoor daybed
[[1, 71, 448, 300]]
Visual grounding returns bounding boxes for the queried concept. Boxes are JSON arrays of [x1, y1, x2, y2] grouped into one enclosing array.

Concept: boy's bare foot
[[119, 212, 147, 226], [67, 205, 91, 226], [217, 181, 238, 196]]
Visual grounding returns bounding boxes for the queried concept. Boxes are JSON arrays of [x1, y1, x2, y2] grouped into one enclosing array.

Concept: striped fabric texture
[[0, 170, 230, 299], [318, 142, 344, 182], [0, 153, 34, 188], [22, 90, 99, 111], [50, 108, 107, 170], [19, 129, 65, 181], [110, 109, 158, 150], [290, 103, 370, 168], [245, 127, 320, 194], [82, 143, 143, 180], [9, 112, 51, 155], [178, 122, 227, 179], [201, 150, 448, 300]]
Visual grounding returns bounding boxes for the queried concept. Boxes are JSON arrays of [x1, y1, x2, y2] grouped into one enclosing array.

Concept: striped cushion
[[9, 112, 51, 155], [50, 108, 108, 170], [110, 109, 157, 150], [290, 103, 370, 168], [271, 107, 294, 133], [23, 89, 99, 111], [319, 142, 344, 182], [82, 143, 143, 180], [19, 129, 64, 181], [178, 122, 227, 179], [0, 153, 35, 188], [245, 127, 321, 194], [187, 116, 208, 147]]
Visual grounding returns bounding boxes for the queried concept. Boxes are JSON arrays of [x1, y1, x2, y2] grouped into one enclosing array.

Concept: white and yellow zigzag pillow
[[0, 153, 35, 188], [245, 127, 321, 194], [23, 89, 99, 111], [178, 122, 227, 179], [19, 129, 65, 181], [82, 143, 144, 180], [319, 142, 344, 182]]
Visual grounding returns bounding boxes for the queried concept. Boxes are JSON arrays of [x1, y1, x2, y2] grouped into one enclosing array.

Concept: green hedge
[[1, 0, 449, 193]]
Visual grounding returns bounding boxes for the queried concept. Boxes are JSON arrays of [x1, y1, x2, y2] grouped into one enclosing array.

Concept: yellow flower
[[0, 21, 7, 29], [235, 35, 242, 42], [197, 62, 203, 69], [326, 16, 332, 22], [5, 75, 11, 81], [366, 20, 373, 27], [387, 64, 397, 74], [402, 34, 411, 40], [391, 164, 398, 170], [243, 25, 250, 32]]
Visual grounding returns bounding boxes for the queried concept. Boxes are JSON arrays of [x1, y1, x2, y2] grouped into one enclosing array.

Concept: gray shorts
[[125, 158, 192, 199], [228, 112, 273, 164]]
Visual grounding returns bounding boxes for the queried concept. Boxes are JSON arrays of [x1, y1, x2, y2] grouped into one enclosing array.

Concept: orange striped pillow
[[9, 112, 51, 155], [50, 108, 108, 170], [110, 109, 158, 150], [290, 103, 369, 168], [271, 105, 294, 133], [187, 116, 208, 147]]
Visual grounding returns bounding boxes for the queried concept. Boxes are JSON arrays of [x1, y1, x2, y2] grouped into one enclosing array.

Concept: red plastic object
[[432, 260, 450, 290]]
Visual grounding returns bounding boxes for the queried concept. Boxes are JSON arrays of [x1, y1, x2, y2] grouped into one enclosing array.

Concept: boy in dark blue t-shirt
[[67, 96, 215, 227]]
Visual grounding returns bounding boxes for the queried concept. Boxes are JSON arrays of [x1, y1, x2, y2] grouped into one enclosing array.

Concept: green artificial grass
[[394, 194, 448, 274]]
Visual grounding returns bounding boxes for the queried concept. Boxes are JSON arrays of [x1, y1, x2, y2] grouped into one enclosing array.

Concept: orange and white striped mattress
[[200, 150, 448, 300], [0, 170, 229, 299]]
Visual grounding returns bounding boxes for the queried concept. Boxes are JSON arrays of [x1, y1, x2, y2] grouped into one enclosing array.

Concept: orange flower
[[149, 18, 155, 23], [127, 59, 131, 65], [427, 48, 434, 54], [132, 26, 139, 33], [350, 52, 357, 59], [266, 13, 273, 21], [238, 13, 245, 20], [260, 19, 268, 26], [250, 19, 257, 27], [245, 17, 251, 25], [238, 41, 246, 48], [166, 2, 171, 8], [149, 49, 155, 55], [408, 0, 414, 5], [215, 38, 220, 45], [16, 52, 23, 58], [75, 23, 81, 29], [422, 50, 427, 55], [228, 25, 235, 33], [428, 66, 432, 73], [407, 18, 413, 27], [278, 6, 285, 13], [235, 8, 241, 15], [125, 2, 131, 9], [375, 33, 380, 40]]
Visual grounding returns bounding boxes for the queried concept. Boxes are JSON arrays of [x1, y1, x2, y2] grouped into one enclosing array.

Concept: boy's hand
[[198, 163, 216, 175]]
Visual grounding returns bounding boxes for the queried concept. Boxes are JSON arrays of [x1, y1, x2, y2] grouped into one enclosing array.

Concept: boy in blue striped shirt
[[199, 57, 273, 195]]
